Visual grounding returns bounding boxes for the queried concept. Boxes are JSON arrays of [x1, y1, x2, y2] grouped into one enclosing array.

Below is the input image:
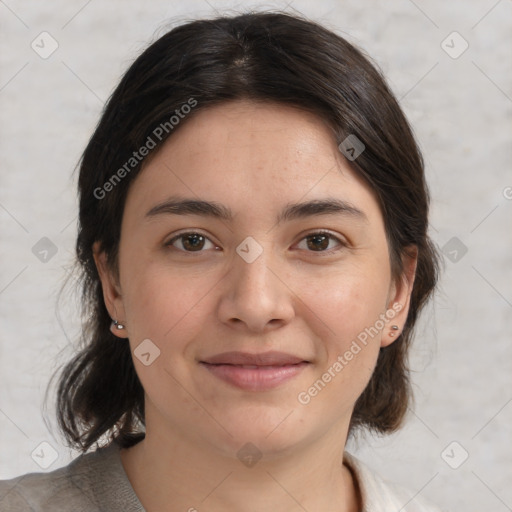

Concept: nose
[[217, 241, 295, 333]]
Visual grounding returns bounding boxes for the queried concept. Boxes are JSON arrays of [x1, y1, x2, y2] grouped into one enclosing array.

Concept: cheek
[[295, 265, 389, 401], [298, 274, 385, 410], [122, 264, 214, 346], [119, 264, 217, 412], [301, 263, 390, 343]]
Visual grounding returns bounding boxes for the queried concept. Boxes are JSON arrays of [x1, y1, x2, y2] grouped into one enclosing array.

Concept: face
[[95, 100, 415, 458]]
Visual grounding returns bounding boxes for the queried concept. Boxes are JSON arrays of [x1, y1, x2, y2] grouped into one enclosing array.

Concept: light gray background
[[1, 1, 511, 511]]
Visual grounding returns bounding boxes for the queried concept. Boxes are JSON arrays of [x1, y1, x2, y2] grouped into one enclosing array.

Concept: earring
[[390, 325, 399, 337], [112, 319, 125, 330]]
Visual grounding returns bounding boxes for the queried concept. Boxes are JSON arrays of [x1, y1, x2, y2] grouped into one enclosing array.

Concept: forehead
[[123, 100, 382, 225]]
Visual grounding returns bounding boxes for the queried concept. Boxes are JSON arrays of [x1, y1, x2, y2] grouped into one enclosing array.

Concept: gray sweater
[[0, 443, 443, 511]]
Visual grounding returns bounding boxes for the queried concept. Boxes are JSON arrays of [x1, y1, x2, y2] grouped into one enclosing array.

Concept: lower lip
[[200, 362, 309, 391]]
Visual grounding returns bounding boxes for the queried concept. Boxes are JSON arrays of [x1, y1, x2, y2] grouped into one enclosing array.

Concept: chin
[[204, 406, 311, 459]]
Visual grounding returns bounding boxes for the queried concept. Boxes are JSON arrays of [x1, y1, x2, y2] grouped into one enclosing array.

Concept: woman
[[0, 11, 441, 511]]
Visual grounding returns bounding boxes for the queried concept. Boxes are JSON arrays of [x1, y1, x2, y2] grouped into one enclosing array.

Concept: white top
[[344, 452, 444, 511], [0, 442, 444, 511]]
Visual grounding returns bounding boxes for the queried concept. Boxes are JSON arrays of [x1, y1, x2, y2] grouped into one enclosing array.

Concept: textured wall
[[1, 1, 511, 511]]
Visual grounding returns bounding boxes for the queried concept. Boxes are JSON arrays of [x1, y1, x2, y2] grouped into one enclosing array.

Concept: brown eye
[[167, 232, 216, 252], [306, 233, 329, 251], [297, 231, 345, 253]]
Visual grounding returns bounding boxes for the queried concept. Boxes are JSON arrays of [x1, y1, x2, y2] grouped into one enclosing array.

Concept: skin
[[94, 100, 417, 512]]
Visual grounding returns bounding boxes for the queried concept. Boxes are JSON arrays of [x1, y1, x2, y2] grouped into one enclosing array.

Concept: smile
[[200, 362, 309, 391], [199, 351, 310, 391]]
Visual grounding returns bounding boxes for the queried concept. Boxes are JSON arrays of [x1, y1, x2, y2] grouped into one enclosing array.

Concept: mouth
[[199, 351, 310, 391]]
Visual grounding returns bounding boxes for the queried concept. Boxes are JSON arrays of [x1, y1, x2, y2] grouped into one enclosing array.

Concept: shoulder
[[0, 442, 140, 512], [344, 452, 446, 512]]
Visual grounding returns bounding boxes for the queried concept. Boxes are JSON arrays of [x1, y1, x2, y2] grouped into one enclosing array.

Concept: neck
[[120, 413, 360, 512]]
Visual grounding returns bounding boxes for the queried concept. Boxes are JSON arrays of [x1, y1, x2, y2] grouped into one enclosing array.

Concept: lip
[[202, 350, 307, 366], [199, 351, 310, 391]]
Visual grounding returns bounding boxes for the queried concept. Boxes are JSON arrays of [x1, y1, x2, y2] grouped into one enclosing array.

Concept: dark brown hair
[[49, 11, 439, 453]]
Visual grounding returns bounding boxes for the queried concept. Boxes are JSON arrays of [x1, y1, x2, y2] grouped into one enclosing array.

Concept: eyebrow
[[145, 196, 368, 224]]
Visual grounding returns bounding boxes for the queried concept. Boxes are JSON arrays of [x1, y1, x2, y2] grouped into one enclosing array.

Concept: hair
[[49, 10, 440, 453]]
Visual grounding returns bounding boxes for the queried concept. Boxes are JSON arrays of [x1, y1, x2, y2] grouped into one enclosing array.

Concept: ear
[[381, 245, 418, 348], [92, 241, 128, 339]]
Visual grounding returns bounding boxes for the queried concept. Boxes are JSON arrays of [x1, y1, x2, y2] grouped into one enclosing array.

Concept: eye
[[296, 231, 346, 254], [165, 230, 346, 255], [166, 232, 219, 252]]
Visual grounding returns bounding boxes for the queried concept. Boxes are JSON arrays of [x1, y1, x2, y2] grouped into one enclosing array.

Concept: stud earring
[[112, 319, 125, 330], [390, 325, 399, 337]]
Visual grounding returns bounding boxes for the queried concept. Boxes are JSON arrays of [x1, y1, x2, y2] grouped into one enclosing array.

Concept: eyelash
[[165, 230, 347, 256]]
